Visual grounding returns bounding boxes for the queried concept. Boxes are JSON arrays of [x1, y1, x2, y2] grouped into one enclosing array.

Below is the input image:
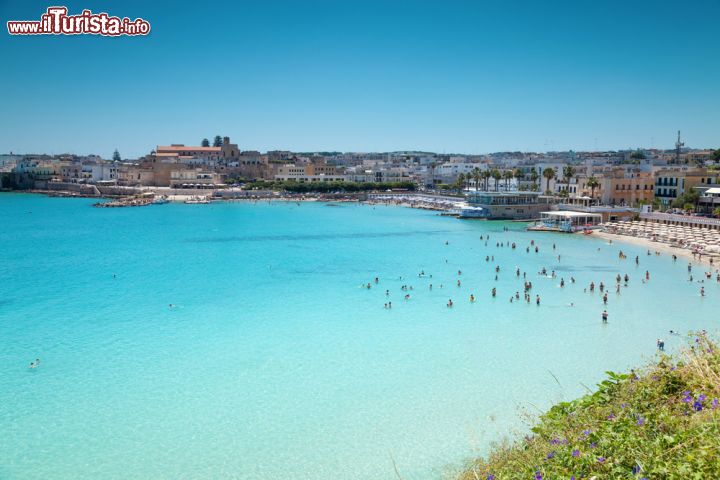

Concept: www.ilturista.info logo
[[7, 7, 150, 36]]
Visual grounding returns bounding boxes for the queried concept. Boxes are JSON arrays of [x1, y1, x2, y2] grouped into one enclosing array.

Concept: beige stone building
[[654, 168, 718, 206]]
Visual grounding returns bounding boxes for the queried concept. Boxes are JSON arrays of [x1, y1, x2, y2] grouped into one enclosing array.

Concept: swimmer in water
[[470, 294, 475, 302], [447, 299, 453, 308], [602, 310, 608, 323]]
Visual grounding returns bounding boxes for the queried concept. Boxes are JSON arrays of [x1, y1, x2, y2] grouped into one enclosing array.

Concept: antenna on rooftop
[[674, 130, 684, 164]]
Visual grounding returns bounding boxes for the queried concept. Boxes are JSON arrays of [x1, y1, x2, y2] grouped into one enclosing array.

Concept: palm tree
[[491, 169, 502, 191], [503, 170, 514, 191], [429, 162, 437, 188], [562, 165, 575, 193], [587, 176, 600, 199], [482, 170, 491, 191], [512, 168, 523, 183], [542, 167, 555, 194], [472, 167, 481, 191], [456, 173, 466, 191], [530, 170, 539, 191]]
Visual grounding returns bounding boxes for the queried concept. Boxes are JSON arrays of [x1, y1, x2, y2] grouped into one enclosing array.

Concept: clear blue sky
[[1, 0, 718, 158]]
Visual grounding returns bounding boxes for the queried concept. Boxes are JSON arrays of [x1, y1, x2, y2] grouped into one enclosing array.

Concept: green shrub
[[460, 333, 720, 479]]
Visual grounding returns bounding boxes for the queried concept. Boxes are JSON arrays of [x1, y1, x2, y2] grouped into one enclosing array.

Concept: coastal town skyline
[[2, 0, 719, 158], [2, 131, 717, 160]]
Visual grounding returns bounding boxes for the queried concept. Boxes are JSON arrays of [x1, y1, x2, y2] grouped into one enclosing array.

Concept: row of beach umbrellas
[[601, 220, 720, 254]]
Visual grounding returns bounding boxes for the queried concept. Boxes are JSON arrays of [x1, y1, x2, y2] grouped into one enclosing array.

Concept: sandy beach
[[588, 229, 719, 269]]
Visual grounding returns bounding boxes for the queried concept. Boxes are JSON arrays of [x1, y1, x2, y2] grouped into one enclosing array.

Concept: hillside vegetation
[[459, 333, 720, 479]]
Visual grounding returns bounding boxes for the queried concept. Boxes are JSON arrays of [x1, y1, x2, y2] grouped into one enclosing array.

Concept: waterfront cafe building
[[536, 211, 602, 232]]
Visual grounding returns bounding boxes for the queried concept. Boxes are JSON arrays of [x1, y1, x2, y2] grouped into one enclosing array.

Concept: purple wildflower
[[572, 449, 581, 457], [597, 456, 606, 463], [546, 451, 555, 459], [636, 416, 645, 426], [535, 471, 543, 480], [620, 403, 627, 409], [590, 442, 597, 449], [487, 475, 494, 480], [607, 413, 616, 420], [582, 429, 591, 437], [632, 464, 641, 474], [550, 438, 560, 445], [712, 398, 719, 409], [693, 401, 703, 411]]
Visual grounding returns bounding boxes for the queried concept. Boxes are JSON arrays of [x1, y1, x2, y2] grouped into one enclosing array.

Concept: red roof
[[157, 146, 221, 152]]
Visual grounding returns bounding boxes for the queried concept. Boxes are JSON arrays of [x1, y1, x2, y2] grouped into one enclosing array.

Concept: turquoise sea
[[1, 193, 718, 480]]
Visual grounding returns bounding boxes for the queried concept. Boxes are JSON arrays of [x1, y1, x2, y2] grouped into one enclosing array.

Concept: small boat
[[152, 195, 169, 205]]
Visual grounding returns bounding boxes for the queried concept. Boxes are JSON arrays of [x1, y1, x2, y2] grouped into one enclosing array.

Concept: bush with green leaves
[[460, 333, 720, 479]]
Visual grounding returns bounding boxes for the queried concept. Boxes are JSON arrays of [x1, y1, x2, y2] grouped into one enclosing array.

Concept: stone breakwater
[[94, 198, 152, 208]]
